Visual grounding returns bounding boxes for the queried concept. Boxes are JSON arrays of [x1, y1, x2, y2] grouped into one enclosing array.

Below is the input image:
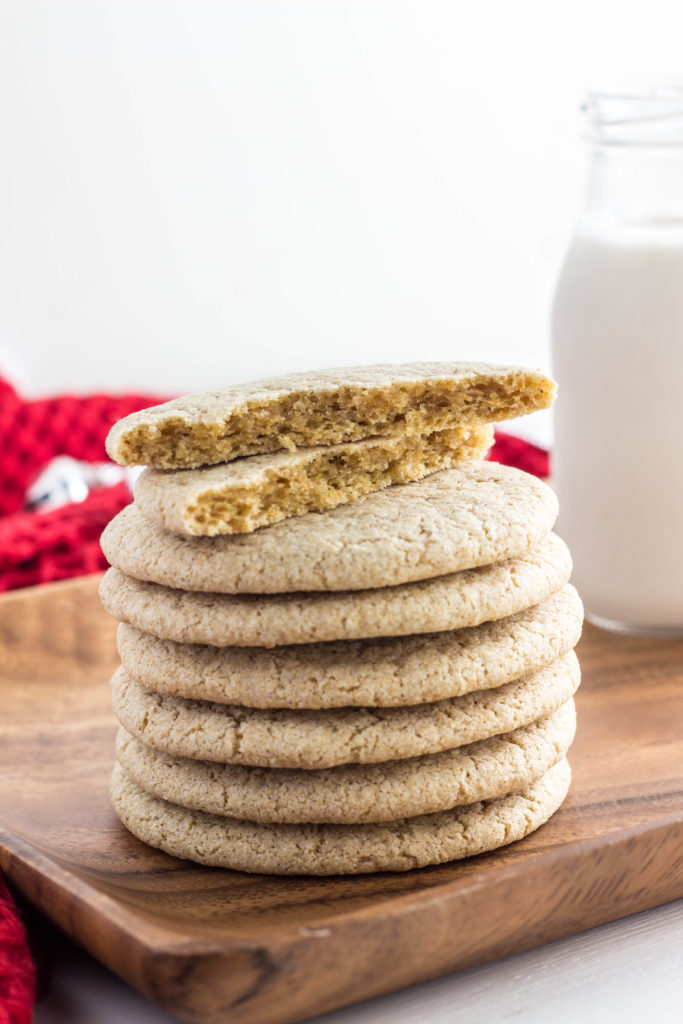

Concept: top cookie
[[101, 463, 558, 593], [106, 362, 556, 468]]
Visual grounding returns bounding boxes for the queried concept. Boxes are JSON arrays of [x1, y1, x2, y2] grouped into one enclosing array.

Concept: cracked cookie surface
[[100, 532, 571, 647], [114, 699, 575, 824], [116, 585, 582, 708], [111, 651, 579, 768], [101, 464, 558, 593], [110, 757, 571, 874]]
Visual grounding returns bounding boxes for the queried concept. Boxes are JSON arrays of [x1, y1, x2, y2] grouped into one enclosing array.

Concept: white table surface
[[33, 899, 682, 1024]]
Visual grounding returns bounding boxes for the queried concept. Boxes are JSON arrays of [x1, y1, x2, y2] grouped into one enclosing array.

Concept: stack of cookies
[[99, 362, 582, 875]]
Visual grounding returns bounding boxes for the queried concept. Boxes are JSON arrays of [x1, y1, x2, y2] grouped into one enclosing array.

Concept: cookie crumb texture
[[115, 585, 583, 709], [106, 362, 556, 468], [101, 464, 559, 595], [110, 651, 580, 769], [110, 757, 571, 874], [99, 533, 572, 647], [134, 427, 493, 536], [114, 698, 575, 823]]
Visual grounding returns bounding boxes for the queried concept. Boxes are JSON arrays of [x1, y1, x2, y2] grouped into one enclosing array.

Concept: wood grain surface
[[1, 575, 682, 1024]]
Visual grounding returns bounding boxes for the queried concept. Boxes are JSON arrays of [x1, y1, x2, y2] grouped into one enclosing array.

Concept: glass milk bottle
[[552, 88, 683, 634]]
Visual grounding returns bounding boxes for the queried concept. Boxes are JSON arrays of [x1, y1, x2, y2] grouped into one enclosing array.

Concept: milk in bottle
[[552, 89, 683, 632]]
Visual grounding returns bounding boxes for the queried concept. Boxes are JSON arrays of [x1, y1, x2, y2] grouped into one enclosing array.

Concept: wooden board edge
[[2, 814, 683, 1024], [205, 817, 683, 1024], [0, 831, 255, 958]]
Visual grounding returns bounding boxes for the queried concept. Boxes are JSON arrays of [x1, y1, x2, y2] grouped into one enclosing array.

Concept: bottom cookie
[[110, 757, 571, 875]]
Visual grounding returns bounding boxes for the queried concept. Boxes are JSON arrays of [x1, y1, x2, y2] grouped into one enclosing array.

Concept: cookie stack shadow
[[99, 364, 583, 875]]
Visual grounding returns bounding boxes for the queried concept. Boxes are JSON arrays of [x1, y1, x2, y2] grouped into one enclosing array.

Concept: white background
[[1, 0, 681, 433]]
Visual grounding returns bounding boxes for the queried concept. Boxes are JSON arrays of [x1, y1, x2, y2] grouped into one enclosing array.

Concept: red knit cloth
[[0, 378, 164, 592], [488, 430, 548, 478], [0, 879, 34, 1024], [0, 373, 549, 1021]]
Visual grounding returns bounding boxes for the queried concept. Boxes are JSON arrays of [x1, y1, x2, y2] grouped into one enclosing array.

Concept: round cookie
[[110, 757, 572, 875], [117, 585, 583, 709], [99, 533, 572, 647], [101, 464, 558, 593], [111, 651, 580, 769], [115, 700, 575, 824]]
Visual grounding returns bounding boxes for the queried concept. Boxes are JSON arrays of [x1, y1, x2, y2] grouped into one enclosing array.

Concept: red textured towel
[[0, 374, 549, 1021], [0, 377, 163, 592], [0, 879, 35, 1024], [489, 430, 548, 479]]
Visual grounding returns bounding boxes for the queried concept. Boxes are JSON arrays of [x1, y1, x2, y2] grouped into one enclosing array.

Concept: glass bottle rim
[[583, 85, 683, 148]]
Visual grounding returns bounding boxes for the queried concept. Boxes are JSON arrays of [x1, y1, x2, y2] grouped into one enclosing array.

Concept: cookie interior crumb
[[110, 368, 555, 468], [137, 426, 493, 536]]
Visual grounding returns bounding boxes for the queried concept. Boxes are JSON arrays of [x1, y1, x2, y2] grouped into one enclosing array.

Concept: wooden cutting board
[[0, 576, 681, 1024]]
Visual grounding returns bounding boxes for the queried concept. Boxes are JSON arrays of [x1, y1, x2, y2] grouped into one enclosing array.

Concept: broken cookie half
[[106, 360, 554, 537], [106, 361, 555, 470], [133, 425, 493, 537]]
